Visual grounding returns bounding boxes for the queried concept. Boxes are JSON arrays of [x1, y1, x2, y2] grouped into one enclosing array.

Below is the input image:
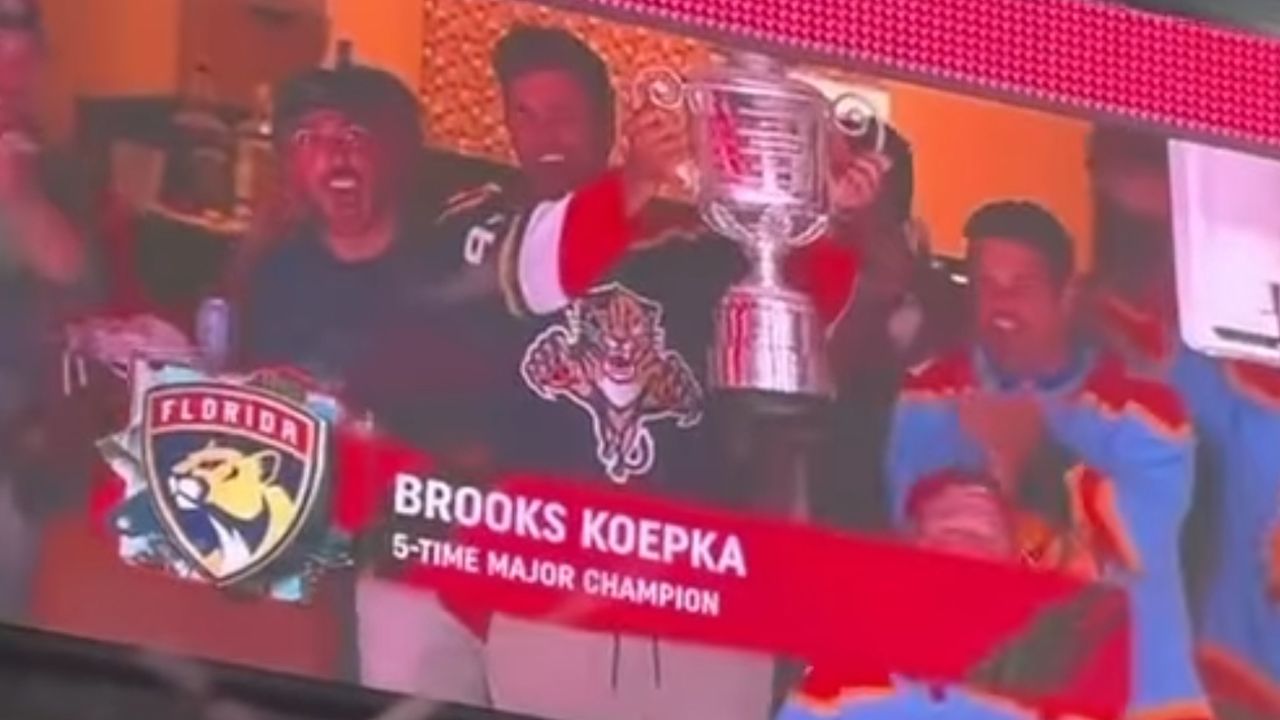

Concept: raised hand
[[620, 103, 690, 216], [958, 392, 1045, 492], [827, 133, 892, 225]]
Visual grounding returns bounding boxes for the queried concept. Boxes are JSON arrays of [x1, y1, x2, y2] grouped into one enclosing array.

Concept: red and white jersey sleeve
[[435, 172, 633, 318]]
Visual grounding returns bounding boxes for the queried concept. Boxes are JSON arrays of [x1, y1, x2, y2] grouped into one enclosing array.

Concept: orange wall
[[39, 0, 326, 142], [888, 81, 1094, 265], [325, 0, 423, 96], [40, 0, 184, 141]]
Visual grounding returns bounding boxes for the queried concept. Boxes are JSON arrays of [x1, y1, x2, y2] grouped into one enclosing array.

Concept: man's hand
[[621, 104, 689, 217], [828, 145, 891, 224], [959, 393, 1046, 492], [827, 137, 919, 307]]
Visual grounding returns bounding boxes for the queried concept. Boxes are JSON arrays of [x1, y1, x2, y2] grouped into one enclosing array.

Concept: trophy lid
[[727, 51, 784, 74], [694, 49, 826, 105]]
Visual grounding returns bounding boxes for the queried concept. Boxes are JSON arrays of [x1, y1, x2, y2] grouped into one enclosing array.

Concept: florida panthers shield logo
[[521, 283, 703, 483], [141, 383, 327, 586]]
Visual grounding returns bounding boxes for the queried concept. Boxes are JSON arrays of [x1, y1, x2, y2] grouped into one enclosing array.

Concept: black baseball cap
[[273, 61, 423, 151]]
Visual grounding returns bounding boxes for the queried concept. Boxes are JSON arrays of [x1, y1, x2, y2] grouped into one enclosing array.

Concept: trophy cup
[[641, 52, 883, 404]]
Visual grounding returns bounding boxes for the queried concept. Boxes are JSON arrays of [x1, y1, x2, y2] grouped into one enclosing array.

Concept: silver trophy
[[641, 52, 882, 399]]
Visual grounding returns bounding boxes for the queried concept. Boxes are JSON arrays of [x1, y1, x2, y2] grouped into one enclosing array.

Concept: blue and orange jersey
[[778, 668, 1039, 720], [876, 346, 1210, 719], [1093, 294, 1280, 709]]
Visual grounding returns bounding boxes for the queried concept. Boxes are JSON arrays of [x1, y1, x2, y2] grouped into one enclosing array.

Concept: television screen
[[2, 0, 1279, 719]]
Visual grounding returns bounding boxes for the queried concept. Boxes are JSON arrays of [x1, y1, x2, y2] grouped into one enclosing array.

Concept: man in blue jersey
[[780, 200, 1212, 719], [1086, 125, 1280, 719]]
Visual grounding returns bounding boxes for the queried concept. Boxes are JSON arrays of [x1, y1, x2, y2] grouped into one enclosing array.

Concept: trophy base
[[709, 282, 835, 400]]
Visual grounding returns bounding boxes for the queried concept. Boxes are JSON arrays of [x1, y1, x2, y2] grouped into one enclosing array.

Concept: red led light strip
[[572, 0, 1280, 149]]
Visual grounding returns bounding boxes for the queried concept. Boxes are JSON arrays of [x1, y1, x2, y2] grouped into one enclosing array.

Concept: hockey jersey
[[1094, 294, 1280, 710], [344, 172, 860, 720], [779, 672, 1041, 720], [841, 346, 1211, 720], [375, 171, 858, 502]]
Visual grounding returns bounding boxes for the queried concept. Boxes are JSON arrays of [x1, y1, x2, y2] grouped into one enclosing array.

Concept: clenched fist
[[958, 393, 1045, 492], [827, 130, 892, 225], [522, 329, 582, 396], [621, 104, 690, 216]]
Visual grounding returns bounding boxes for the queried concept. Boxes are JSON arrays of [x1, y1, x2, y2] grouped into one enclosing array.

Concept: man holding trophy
[[441, 37, 899, 720], [657, 51, 890, 521]]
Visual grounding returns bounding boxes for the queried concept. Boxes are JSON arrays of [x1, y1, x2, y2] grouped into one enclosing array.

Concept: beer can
[[195, 296, 232, 372]]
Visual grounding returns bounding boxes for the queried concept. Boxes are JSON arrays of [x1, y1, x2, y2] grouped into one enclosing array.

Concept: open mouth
[[604, 351, 635, 382], [327, 175, 358, 191], [537, 152, 566, 165], [323, 169, 365, 213], [989, 313, 1022, 335]]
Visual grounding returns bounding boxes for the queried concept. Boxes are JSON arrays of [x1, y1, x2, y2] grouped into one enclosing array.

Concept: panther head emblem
[[166, 441, 299, 579], [141, 383, 326, 588], [522, 283, 703, 484]]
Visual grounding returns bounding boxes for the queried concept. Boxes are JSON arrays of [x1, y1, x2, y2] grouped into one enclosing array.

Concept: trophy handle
[[633, 67, 700, 193], [634, 67, 687, 110], [830, 91, 886, 154]]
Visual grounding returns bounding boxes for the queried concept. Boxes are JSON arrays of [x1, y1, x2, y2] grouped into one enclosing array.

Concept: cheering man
[[783, 201, 1211, 719]]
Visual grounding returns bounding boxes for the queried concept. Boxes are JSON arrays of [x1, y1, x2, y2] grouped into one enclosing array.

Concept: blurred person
[[907, 470, 1016, 561], [813, 125, 967, 533], [780, 459, 1134, 720], [25, 58, 436, 686], [781, 202, 1210, 719], [825, 125, 963, 375], [0, 0, 92, 620], [1085, 126, 1280, 718]]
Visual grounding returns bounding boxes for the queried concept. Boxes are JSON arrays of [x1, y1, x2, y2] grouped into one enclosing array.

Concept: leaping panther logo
[[521, 283, 703, 483], [143, 384, 325, 585]]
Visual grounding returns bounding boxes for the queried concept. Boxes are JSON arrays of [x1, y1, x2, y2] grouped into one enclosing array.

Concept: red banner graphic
[[334, 430, 1131, 719]]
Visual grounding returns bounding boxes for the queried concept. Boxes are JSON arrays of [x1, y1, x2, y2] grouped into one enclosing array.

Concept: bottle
[[233, 84, 276, 220], [195, 296, 233, 374]]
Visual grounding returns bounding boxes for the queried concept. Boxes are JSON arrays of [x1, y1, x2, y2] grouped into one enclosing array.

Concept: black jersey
[[360, 171, 855, 506], [404, 172, 751, 502]]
